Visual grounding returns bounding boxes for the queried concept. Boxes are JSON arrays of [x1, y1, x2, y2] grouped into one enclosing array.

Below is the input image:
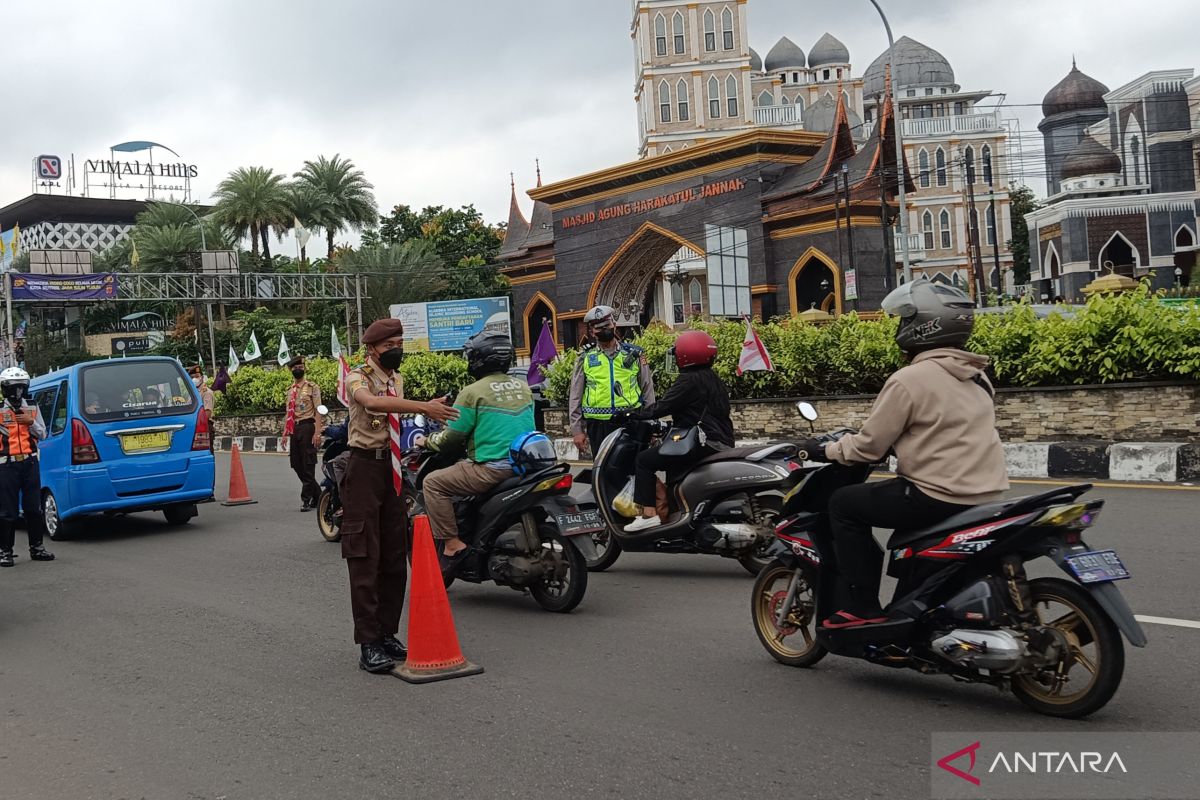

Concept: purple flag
[[527, 319, 558, 386]]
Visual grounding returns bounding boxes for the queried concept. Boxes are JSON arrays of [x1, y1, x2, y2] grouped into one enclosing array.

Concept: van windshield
[[80, 361, 197, 423]]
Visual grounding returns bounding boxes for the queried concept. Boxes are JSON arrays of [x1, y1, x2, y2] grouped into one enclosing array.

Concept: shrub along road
[[1, 455, 1197, 799]]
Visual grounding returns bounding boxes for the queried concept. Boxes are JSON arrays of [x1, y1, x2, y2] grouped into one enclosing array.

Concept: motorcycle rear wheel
[[585, 527, 622, 571], [1011, 577, 1124, 719], [752, 560, 827, 667], [530, 526, 588, 613], [317, 489, 340, 543]]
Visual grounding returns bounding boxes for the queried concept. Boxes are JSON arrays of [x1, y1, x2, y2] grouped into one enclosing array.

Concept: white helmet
[[0, 367, 30, 384], [0, 366, 30, 401]]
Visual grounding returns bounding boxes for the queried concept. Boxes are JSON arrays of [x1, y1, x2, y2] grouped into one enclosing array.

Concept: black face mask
[[2, 387, 24, 404], [595, 328, 616, 343], [291, 369, 305, 380], [377, 347, 404, 371]]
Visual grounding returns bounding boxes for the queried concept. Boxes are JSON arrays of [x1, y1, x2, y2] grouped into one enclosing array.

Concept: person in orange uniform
[[0, 367, 54, 567], [282, 355, 323, 512], [342, 319, 459, 674]]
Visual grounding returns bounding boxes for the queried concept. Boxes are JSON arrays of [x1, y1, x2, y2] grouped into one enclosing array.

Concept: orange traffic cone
[[396, 515, 484, 683], [221, 443, 258, 506]]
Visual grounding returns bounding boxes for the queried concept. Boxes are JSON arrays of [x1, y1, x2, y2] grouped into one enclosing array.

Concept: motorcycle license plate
[[1065, 550, 1130, 584], [554, 508, 604, 535]]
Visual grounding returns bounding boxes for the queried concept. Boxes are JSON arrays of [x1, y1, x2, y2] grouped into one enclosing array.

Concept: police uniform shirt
[[346, 365, 401, 450], [287, 380, 322, 425], [1, 402, 46, 456]]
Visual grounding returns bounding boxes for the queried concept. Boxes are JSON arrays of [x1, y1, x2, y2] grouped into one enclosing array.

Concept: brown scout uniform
[[341, 362, 408, 645], [287, 378, 322, 508]]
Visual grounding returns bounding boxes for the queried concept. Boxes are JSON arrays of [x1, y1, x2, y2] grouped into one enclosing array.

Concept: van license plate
[[120, 431, 172, 454], [1065, 549, 1130, 584]]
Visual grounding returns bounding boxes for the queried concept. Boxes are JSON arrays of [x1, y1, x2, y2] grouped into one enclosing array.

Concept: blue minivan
[[29, 356, 216, 538]]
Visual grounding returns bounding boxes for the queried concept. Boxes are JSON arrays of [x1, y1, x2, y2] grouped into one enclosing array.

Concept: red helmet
[[673, 330, 718, 369]]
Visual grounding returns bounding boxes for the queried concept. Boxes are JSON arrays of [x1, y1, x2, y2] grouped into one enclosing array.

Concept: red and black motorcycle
[[750, 403, 1147, 718]]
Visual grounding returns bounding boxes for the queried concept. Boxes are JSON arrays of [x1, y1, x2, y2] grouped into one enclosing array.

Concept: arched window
[[841, 91, 850, 109], [672, 12, 686, 55], [918, 149, 930, 188], [1130, 135, 1142, 184], [688, 278, 703, 316], [986, 204, 997, 246], [939, 209, 952, 249], [654, 14, 667, 56], [781, 95, 790, 105], [703, 9, 716, 52], [708, 76, 721, 119], [981, 144, 993, 185], [922, 211, 935, 250], [935, 147, 947, 186], [964, 146, 976, 184], [757, 90, 773, 108], [721, 7, 734, 50], [726, 74, 739, 118], [671, 280, 685, 323], [659, 80, 672, 123], [795, 96, 805, 112], [1177, 226, 1197, 249], [677, 78, 690, 122]]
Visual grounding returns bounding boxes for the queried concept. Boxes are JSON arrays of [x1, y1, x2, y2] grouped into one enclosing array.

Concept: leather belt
[[350, 447, 390, 460], [0, 453, 37, 464]]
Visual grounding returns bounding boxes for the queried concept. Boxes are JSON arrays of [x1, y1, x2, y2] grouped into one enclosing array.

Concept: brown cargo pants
[[423, 460, 514, 540]]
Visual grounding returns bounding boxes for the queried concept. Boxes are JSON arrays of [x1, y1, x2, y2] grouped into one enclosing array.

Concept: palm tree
[[293, 154, 378, 259], [285, 182, 331, 264], [339, 240, 445, 321], [211, 166, 291, 259]]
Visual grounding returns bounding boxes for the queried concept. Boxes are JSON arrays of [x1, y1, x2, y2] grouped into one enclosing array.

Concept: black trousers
[[340, 451, 408, 645], [632, 444, 715, 507], [827, 478, 964, 618], [0, 458, 46, 552], [584, 418, 621, 458], [289, 419, 320, 506]]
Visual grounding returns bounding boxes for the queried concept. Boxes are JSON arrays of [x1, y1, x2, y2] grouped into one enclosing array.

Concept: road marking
[[1136, 615, 1200, 630], [1009, 478, 1200, 492]]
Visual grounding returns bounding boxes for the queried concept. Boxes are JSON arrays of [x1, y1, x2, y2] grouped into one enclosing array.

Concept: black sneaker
[[381, 636, 407, 662], [358, 642, 395, 674], [0, 550, 13, 568], [300, 502, 312, 513], [29, 546, 55, 562]]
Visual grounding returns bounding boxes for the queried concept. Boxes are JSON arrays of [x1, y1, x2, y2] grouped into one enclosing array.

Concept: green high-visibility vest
[[581, 346, 642, 420]]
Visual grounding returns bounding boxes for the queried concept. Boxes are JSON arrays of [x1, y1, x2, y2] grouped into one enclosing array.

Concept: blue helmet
[[509, 432, 557, 475]]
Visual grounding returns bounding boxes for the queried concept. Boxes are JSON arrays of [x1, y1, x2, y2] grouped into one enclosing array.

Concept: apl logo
[[37, 155, 62, 180]]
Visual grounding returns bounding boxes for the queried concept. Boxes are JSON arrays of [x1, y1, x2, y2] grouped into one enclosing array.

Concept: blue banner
[[11, 273, 119, 300], [390, 297, 511, 352]]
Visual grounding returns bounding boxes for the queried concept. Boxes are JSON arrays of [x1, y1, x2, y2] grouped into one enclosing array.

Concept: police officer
[[0, 367, 54, 568], [282, 355, 323, 512], [568, 305, 655, 456], [342, 318, 459, 674]]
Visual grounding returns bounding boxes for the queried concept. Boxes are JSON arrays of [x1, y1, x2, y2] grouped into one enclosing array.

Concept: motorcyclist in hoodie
[[799, 277, 1009, 629]]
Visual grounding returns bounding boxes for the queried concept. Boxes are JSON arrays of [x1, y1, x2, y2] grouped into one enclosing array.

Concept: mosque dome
[[1061, 134, 1122, 179], [764, 37, 806, 72], [863, 36, 957, 98], [749, 48, 763, 72], [808, 33, 850, 67], [1042, 63, 1109, 118]]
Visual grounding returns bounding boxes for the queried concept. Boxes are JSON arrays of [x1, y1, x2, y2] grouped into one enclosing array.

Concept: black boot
[[0, 550, 14, 567], [29, 546, 55, 562], [358, 642, 395, 674], [381, 636, 407, 661]]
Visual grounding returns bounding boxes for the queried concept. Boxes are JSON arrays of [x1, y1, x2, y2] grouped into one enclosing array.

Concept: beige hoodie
[[824, 348, 1010, 505]]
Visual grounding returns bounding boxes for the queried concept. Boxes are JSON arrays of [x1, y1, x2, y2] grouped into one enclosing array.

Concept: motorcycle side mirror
[[316, 404, 329, 416], [413, 414, 427, 429], [796, 402, 818, 421]]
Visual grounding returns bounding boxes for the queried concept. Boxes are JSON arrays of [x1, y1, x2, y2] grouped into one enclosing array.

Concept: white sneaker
[[624, 515, 662, 533]]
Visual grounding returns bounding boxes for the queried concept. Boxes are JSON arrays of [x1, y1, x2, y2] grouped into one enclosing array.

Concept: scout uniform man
[[342, 318, 459, 674], [0, 367, 53, 567], [187, 365, 216, 450], [282, 355, 323, 512], [568, 305, 655, 456]]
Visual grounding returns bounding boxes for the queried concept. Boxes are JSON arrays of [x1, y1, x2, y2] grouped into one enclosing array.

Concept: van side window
[[35, 386, 58, 433], [52, 380, 69, 435]]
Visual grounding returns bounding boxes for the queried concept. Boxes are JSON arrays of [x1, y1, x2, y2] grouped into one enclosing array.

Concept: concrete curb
[[547, 437, 1197, 484]]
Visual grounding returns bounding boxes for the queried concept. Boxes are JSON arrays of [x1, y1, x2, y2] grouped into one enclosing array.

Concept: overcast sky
[[6, 0, 1195, 256]]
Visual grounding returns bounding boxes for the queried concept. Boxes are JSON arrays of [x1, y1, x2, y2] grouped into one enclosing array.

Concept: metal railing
[[900, 111, 1002, 138], [754, 105, 800, 127], [897, 233, 926, 263], [75, 272, 365, 303]]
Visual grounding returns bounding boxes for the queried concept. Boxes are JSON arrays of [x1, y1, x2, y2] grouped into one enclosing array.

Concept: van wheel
[[163, 504, 197, 526], [44, 492, 80, 541]]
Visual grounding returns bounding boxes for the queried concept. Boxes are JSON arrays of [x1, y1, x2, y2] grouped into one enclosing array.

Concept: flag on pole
[[737, 317, 774, 376], [0, 234, 7, 260], [295, 217, 312, 250], [276, 333, 291, 366], [228, 344, 241, 375], [130, 240, 140, 269], [9, 223, 19, 257], [243, 331, 262, 362], [336, 354, 351, 407], [527, 319, 558, 385], [330, 324, 342, 359]]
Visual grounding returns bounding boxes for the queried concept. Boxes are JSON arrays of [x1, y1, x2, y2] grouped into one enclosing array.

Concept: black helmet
[[882, 276, 975, 355], [463, 330, 514, 378]]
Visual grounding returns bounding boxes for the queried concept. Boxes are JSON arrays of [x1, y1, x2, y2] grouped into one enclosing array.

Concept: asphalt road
[[2, 455, 1198, 800]]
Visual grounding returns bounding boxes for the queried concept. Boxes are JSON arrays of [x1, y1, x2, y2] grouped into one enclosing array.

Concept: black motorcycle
[[316, 417, 349, 543], [750, 402, 1147, 718], [589, 417, 800, 575], [404, 416, 601, 612]]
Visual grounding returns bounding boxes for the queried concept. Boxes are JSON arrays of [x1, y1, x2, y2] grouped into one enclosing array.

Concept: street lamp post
[[868, 0, 912, 284]]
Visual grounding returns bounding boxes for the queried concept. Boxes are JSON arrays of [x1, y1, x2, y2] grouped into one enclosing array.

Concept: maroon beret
[[362, 318, 405, 345]]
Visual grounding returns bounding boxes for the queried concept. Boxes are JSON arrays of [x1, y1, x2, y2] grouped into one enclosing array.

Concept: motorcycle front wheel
[[530, 526, 588, 613], [317, 489, 340, 543], [751, 560, 827, 667], [1011, 577, 1124, 719]]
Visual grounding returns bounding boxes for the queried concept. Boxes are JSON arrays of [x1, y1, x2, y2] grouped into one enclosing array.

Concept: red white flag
[[737, 317, 774, 376], [336, 354, 351, 407]]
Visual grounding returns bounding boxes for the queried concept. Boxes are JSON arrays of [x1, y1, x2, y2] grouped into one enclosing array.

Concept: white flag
[[228, 344, 241, 375], [737, 318, 774, 376], [295, 217, 312, 249], [330, 325, 342, 359], [277, 333, 291, 366], [243, 331, 262, 362]]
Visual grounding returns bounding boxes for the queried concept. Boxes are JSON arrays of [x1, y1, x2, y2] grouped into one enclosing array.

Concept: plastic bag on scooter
[[613, 477, 640, 518]]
